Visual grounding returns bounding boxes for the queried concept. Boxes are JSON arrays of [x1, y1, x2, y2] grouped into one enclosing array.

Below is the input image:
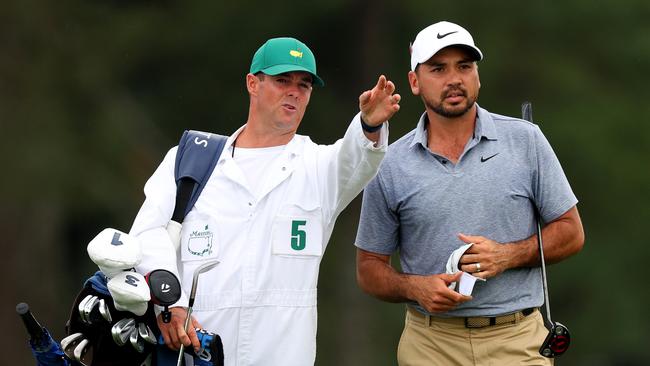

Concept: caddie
[[129, 37, 401, 365]]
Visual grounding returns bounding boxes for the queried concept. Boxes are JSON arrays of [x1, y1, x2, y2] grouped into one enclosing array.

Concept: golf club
[[177, 259, 220, 366], [521, 101, 571, 358], [82, 296, 99, 325], [139, 322, 158, 345], [129, 324, 145, 353], [62, 333, 85, 361], [72, 338, 92, 365], [60, 333, 84, 352], [77, 295, 92, 324], [98, 298, 112, 322], [111, 318, 136, 346], [146, 269, 182, 323]]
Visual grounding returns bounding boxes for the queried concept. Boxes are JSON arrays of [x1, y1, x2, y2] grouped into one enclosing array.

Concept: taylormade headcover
[[87, 228, 142, 279], [107, 271, 151, 316]]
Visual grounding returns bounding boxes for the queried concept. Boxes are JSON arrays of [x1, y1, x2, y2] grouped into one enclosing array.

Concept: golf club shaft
[[536, 214, 553, 325], [521, 102, 554, 326], [177, 307, 193, 366], [177, 260, 218, 366]]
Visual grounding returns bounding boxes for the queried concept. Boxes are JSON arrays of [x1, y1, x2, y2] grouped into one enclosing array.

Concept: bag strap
[[171, 130, 227, 223]]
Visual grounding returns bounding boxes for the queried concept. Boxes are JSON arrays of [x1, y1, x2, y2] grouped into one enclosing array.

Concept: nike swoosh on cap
[[437, 31, 458, 39], [480, 153, 499, 162]]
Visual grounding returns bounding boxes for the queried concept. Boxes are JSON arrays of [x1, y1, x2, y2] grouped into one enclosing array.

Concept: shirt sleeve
[[532, 125, 578, 223], [354, 171, 400, 255], [130, 147, 190, 307], [317, 113, 388, 222]]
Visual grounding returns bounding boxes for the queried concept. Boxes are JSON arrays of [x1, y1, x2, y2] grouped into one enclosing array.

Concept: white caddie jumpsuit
[[130, 114, 387, 366]]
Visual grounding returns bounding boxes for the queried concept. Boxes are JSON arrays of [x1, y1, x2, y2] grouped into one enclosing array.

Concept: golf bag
[[62, 271, 224, 366], [20, 130, 228, 366], [64, 272, 160, 366]]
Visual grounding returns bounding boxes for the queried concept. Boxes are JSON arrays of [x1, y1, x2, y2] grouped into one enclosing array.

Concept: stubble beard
[[426, 88, 477, 118]]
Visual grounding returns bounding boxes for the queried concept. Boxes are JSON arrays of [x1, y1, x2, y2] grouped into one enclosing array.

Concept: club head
[[61, 332, 84, 359], [194, 259, 220, 277], [111, 318, 135, 346], [129, 324, 145, 353], [190, 260, 220, 299], [83, 296, 99, 325], [77, 295, 93, 324], [73, 338, 92, 365], [539, 322, 571, 358], [98, 298, 112, 323], [139, 322, 157, 345]]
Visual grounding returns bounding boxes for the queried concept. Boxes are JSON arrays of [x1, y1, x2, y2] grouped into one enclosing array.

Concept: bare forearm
[[356, 248, 472, 312], [507, 206, 584, 268], [356, 251, 413, 303]]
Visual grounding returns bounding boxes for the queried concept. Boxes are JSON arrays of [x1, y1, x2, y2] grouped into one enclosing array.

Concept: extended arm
[[358, 75, 401, 144], [459, 205, 584, 279], [356, 248, 471, 313]]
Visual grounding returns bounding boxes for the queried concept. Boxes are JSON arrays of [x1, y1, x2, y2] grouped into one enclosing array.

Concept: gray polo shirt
[[355, 105, 578, 317]]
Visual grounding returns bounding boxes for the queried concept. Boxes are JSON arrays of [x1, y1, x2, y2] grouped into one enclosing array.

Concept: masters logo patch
[[187, 225, 214, 257]]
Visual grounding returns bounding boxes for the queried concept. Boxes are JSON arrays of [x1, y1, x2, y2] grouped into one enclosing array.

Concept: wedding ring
[[476, 263, 481, 272]]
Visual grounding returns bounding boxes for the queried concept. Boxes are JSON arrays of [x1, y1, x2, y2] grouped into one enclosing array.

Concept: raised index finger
[[374, 74, 387, 91]]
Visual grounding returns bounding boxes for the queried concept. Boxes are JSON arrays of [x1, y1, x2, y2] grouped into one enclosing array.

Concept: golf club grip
[[16, 302, 45, 340], [522, 101, 533, 122]]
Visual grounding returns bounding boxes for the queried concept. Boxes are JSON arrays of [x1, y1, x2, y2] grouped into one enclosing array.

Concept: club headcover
[[87, 228, 142, 279], [108, 272, 151, 317]]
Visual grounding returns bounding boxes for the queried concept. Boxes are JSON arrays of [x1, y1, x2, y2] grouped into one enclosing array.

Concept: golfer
[[354, 21, 584, 365]]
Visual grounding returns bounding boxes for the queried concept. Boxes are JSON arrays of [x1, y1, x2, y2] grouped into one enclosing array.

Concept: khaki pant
[[397, 307, 553, 366]]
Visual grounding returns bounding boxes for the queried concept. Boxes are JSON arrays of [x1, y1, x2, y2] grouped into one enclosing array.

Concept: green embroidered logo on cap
[[289, 50, 303, 58]]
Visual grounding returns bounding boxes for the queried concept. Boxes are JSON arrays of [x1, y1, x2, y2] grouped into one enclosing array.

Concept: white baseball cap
[[410, 21, 483, 71]]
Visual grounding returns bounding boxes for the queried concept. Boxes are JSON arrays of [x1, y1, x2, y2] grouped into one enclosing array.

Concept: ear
[[408, 71, 420, 96], [246, 73, 259, 96]]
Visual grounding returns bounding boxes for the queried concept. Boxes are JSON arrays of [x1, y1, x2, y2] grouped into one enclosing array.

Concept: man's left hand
[[457, 233, 514, 280], [359, 75, 401, 127]]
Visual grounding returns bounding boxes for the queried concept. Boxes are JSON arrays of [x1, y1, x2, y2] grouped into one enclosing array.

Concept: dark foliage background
[[2, 1, 649, 365]]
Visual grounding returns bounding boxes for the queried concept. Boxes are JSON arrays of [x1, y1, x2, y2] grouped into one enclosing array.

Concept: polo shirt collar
[[409, 104, 498, 149], [410, 112, 429, 148], [476, 105, 498, 141]]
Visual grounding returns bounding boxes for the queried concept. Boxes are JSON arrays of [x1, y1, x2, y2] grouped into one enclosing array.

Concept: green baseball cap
[[250, 37, 324, 87]]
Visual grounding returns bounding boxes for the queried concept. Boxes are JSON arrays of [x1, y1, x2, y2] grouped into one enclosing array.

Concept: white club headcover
[[87, 228, 142, 279], [107, 271, 151, 316]]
